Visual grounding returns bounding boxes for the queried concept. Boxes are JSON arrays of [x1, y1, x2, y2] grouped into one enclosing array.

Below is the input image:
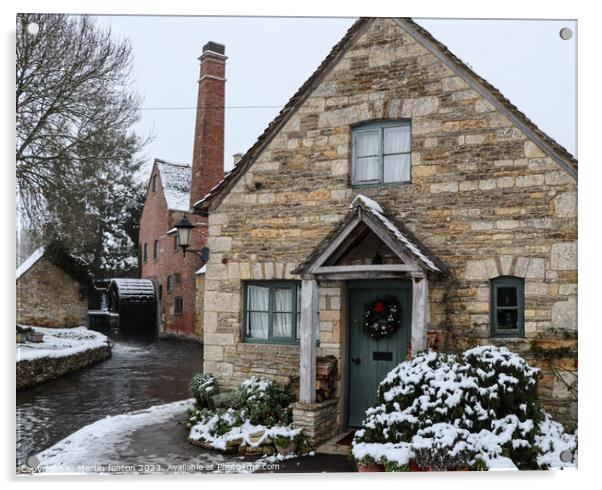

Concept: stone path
[[33, 401, 355, 475]]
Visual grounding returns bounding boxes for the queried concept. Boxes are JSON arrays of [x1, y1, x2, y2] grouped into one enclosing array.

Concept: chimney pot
[[202, 41, 225, 56], [233, 153, 243, 165]]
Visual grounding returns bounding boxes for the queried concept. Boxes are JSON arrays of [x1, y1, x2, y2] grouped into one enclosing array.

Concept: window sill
[[351, 181, 411, 189], [243, 339, 320, 347]]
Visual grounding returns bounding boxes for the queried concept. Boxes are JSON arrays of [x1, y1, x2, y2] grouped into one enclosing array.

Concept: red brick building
[[139, 41, 226, 339]]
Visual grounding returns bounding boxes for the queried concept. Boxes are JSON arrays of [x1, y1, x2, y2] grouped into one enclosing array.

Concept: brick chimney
[[190, 41, 226, 208]]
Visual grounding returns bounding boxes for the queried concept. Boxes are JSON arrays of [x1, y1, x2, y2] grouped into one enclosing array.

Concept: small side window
[[167, 275, 174, 293], [152, 174, 158, 192], [490, 276, 524, 337], [174, 297, 183, 316], [143, 243, 148, 262], [153, 240, 159, 259]]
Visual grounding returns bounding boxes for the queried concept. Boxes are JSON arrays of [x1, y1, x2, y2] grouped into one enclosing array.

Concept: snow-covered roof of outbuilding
[[156, 159, 192, 212], [16, 247, 45, 280]]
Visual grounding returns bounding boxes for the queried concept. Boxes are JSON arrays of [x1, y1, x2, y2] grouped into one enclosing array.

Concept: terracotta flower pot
[[356, 462, 385, 472], [274, 439, 297, 455], [408, 459, 431, 472]]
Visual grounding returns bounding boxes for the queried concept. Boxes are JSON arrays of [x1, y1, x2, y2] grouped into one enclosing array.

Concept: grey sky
[[98, 16, 577, 177]]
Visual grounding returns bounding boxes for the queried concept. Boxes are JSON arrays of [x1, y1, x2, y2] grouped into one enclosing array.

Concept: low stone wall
[[189, 433, 276, 455], [16, 344, 112, 390], [292, 398, 339, 447]]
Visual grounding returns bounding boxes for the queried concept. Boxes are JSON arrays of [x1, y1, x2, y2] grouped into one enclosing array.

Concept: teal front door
[[347, 280, 412, 427]]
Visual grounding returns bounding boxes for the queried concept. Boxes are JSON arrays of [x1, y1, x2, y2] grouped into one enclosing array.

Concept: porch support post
[[300, 278, 319, 403], [411, 274, 428, 353]]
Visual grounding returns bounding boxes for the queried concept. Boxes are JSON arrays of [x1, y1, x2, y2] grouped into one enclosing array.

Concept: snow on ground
[[16, 326, 110, 363], [36, 399, 195, 473]]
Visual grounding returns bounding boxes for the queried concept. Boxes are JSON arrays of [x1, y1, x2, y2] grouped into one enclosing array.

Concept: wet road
[[16, 337, 203, 466]]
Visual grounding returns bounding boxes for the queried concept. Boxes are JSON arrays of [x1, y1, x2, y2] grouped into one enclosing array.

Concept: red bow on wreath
[[373, 301, 384, 314]]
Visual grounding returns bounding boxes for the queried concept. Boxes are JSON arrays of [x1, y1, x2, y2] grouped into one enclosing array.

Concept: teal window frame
[[167, 275, 174, 293], [351, 120, 412, 187], [152, 174, 158, 192], [243, 281, 301, 345], [153, 240, 159, 260], [490, 276, 525, 338], [143, 243, 148, 262]]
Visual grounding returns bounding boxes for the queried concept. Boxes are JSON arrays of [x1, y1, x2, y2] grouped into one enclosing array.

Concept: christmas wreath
[[362, 295, 402, 339]]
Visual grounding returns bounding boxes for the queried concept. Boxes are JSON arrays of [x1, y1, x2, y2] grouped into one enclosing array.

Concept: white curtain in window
[[355, 157, 380, 182], [384, 125, 410, 154], [356, 130, 379, 156], [273, 288, 292, 337], [384, 153, 411, 183], [248, 285, 268, 339]]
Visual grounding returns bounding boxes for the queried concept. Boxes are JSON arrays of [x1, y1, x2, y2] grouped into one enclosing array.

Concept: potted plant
[[273, 434, 297, 455], [355, 455, 385, 472]]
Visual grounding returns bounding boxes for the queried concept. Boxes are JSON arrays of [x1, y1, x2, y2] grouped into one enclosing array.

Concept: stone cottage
[[139, 42, 226, 340], [193, 18, 577, 443], [16, 247, 88, 328]]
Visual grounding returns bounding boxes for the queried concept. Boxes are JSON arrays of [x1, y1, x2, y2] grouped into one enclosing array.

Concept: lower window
[[174, 296, 183, 316], [490, 276, 524, 337], [244, 281, 300, 344]]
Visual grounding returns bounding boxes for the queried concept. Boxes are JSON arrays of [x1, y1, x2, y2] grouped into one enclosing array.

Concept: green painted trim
[[490, 276, 525, 338], [243, 280, 301, 345], [351, 120, 412, 186]]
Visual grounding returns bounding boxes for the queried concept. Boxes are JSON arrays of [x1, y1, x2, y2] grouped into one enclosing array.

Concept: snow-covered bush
[[231, 376, 293, 427], [353, 346, 576, 470], [412, 423, 478, 471], [189, 373, 217, 409], [188, 376, 300, 453]]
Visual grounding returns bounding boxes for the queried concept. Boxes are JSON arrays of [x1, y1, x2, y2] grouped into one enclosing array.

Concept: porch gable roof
[[293, 194, 449, 276]]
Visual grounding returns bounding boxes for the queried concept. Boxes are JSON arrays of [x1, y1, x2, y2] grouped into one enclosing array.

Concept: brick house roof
[[193, 17, 577, 214], [155, 159, 192, 212]]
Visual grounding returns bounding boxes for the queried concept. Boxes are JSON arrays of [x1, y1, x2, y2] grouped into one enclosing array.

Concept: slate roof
[[194, 17, 577, 214], [293, 194, 449, 276], [156, 159, 192, 212]]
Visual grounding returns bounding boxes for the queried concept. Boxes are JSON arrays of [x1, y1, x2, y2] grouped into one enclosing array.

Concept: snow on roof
[[110, 279, 156, 300], [352, 194, 441, 273], [16, 247, 45, 280], [156, 159, 192, 212]]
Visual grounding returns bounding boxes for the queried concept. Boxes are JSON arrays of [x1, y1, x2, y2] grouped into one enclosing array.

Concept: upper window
[[173, 234, 179, 251], [143, 243, 148, 262], [244, 281, 301, 344], [153, 240, 159, 259], [167, 275, 174, 293], [152, 174, 158, 192], [490, 276, 524, 338], [352, 120, 411, 186]]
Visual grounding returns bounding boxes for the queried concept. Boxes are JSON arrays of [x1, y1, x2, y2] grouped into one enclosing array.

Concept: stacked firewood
[[316, 355, 338, 402]]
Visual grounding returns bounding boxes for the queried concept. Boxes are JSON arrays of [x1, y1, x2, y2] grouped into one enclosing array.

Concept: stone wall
[[16, 258, 88, 328], [16, 344, 112, 389], [201, 18, 577, 425], [292, 398, 340, 446]]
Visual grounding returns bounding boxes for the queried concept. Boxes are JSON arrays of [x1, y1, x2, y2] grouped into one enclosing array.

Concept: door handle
[[352, 357, 361, 364]]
